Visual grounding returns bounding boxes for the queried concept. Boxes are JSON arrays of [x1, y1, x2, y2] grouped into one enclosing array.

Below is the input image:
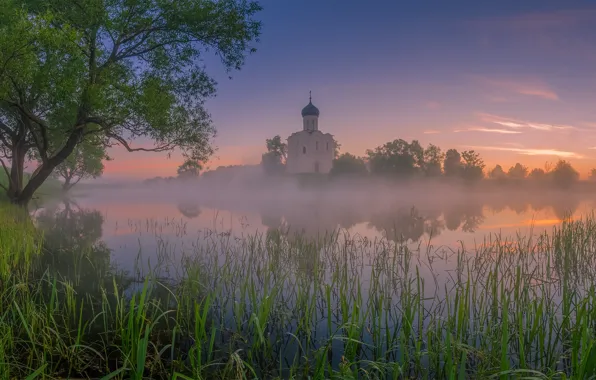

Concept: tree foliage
[[508, 163, 528, 180], [56, 138, 109, 192], [460, 150, 485, 181], [489, 164, 506, 180], [366, 139, 424, 177], [177, 160, 202, 180], [528, 168, 546, 181], [0, 0, 262, 205], [423, 144, 444, 177], [551, 160, 579, 188], [330, 153, 367, 177], [443, 149, 462, 177], [261, 135, 287, 175]]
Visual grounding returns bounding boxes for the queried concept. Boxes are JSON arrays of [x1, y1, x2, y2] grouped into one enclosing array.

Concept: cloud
[[475, 77, 558, 100], [454, 127, 522, 134], [466, 145, 584, 159], [478, 113, 575, 131], [423, 130, 441, 134]]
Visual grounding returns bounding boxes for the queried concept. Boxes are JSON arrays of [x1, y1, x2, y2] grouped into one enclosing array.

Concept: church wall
[[287, 131, 334, 174]]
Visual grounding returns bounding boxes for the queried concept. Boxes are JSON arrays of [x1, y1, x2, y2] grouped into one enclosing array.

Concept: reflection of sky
[[102, 0, 596, 179], [70, 192, 596, 275]]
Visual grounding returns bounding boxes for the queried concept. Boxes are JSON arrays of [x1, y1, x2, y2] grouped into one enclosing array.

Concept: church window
[[303, 146, 306, 154], [326, 142, 329, 151], [316, 141, 319, 150]]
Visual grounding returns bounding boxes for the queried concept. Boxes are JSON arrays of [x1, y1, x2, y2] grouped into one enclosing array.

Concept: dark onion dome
[[301, 101, 320, 117]]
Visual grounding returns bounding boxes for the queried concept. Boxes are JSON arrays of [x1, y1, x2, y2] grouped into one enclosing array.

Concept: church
[[286, 93, 335, 174]]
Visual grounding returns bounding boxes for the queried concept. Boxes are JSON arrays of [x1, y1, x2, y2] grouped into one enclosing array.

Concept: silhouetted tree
[[330, 153, 368, 177], [266, 135, 288, 163], [528, 168, 547, 181], [261, 135, 287, 175], [443, 149, 462, 177], [423, 144, 445, 177], [460, 150, 485, 181], [489, 164, 507, 180], [508, 163, 528, 180], [177, 160, 202, 180], [589, 168, 596, 181], [551, 160, 579, 188]]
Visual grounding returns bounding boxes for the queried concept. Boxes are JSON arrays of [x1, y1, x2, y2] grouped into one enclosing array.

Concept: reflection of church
[[286, 93, 335, 174]]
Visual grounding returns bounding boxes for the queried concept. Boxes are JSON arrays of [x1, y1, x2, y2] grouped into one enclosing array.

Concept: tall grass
[[3, 204, 596, 378]]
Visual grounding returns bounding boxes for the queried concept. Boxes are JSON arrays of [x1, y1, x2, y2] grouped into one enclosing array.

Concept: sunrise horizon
[[100, 0, 596, 180]]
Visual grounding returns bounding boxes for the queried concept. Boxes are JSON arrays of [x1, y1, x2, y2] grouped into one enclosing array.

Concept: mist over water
[[37, 176, 594, 275]]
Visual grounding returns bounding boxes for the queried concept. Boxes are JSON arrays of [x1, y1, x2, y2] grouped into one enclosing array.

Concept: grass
[[3, 203, 596, 378]]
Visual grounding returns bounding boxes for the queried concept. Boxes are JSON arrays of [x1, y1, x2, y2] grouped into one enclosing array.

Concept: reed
[[2, 204, 596, 379]]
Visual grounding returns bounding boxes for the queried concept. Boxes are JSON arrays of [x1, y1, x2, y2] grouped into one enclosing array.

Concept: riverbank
[[2, 202, 596, 379]]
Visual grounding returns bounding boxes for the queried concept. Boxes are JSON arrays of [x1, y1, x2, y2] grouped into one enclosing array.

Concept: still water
[[34, 185, 595, 275]]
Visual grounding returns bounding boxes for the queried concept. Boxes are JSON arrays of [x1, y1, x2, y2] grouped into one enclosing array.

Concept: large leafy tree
[[56, 138, 109, 192], [366, 139, 424, 177], [0, 0, 262, 205]]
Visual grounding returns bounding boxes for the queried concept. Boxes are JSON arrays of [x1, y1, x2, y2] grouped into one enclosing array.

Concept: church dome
[[301, 101, 320, 117]]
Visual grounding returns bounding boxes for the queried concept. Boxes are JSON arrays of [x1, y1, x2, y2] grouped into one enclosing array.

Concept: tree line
[[261, 135, 588, 188]]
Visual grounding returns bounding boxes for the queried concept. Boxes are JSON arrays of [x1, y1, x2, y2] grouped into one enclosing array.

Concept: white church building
[[286, 94, 335, 174]]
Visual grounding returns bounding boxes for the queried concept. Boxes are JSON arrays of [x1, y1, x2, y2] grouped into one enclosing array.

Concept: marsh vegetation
[[3, 194, 596, 379]]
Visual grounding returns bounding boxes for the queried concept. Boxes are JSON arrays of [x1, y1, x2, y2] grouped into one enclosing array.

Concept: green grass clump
[[4, 206, 596, 378]]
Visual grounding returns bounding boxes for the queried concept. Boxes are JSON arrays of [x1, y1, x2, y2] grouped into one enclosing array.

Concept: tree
[[589, 168, 596, 181], [55, 139, 109, 192], [423, 144, 444, 177], [460, 150, 485, 181], [265, 135, 287, 164], [177, 160, 202, 180], [443, 149, 462, 177], [488, 164, 507, 180], [330, 153, 367, 177], [528, 168, 546, 181], [0, 0, 262, 206], [507, 163, 528, 180], [334, 141, 342, 159], [261, 135, 287, 175], [366, 139, 422, 177], [551, 160, 579, 188]]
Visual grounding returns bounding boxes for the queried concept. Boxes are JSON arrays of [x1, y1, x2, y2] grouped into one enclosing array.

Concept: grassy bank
[[3, 204, 596, 379]]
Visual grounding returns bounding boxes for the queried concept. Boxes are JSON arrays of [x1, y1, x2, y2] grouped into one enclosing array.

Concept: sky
[[103, 0, 596, 179]]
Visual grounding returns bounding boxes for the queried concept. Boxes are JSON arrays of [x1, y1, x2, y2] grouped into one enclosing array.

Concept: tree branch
[[0, 157, 14, 189], [106, 132, 174, 152]]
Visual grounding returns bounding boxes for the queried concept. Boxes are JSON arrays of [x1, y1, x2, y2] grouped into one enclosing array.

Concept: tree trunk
[[13, 129, 83, 207], [6, 144, 26, 201]]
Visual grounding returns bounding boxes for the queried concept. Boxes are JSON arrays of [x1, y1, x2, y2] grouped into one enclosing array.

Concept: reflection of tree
[[177, 201, 202, 219], [34, 201, 113, 293], [369, 206, 436, 243], [550, 197, 580, 220], [443, 202, 485, 233]]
